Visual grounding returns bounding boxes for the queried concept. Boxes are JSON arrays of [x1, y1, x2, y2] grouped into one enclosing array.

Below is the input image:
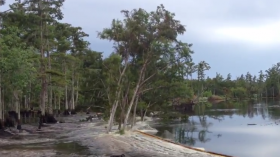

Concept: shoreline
[[0, 115, 229, 157], [86, 130, 216, 157], [134, 130, 232, 157]]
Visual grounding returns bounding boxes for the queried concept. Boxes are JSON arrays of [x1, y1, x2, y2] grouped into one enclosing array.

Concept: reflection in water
[[173, 114, 212, 146], [155, 99, 280, 157]]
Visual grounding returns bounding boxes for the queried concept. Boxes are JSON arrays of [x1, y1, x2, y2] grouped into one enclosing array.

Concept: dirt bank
[[89, 132, 217, 157], [0, 114, 221, 157]]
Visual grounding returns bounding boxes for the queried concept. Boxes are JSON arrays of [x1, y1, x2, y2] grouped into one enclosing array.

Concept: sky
[[2, 0, 280, 78]]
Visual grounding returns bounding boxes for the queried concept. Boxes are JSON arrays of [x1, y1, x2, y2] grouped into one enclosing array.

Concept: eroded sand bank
[[0, 114, 220, 157]]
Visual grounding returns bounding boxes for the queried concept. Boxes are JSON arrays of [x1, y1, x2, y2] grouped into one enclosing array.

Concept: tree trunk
[[70, 69, 75, 110], [13, 91, 21, 130], [142, 103, 150, 121], [24, 95, 27, 109], [143, 108, 148, 122], [28, 81, 31, 109], [65, 85, 68, 110], [58, 95, 61, 111], [39, 2, 46, 117], [49, 87, 53, 114], [42, 1, 51, 115], [54, 93, 57, 114], [40, 78, 47, 116], [123, 85, 139, 130], [75, 80, 79, 107], [118, 111, 121, 130], [1, 89, 4, 127], [63, 58, 68, 111], [119, 104, 125, 130], [106, 59, 129, 133], [107, 100, 118, 132], [123, 60, 147, 130], [45, 86, 49, 112], [119, 84, 130, 130], [131, 94, 139, 128]]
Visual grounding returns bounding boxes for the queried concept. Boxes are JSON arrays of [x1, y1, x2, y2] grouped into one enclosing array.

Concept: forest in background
[[0, 1, 280, 132]]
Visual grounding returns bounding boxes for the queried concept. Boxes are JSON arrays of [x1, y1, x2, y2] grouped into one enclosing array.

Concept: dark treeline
[[191, 66, 280, 100], [0, 1, 279, 133]]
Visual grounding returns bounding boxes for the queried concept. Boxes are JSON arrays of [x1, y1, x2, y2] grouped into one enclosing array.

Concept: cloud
[[3, 0, 280, 77], [211, 21, 280, 49]]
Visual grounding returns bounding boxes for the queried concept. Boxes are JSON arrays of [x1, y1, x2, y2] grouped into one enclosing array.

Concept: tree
[[99, 4, 193, 132], [0, 26, 36, 129], [1, 0, 65, 127], [194, 61, 211, 99], [258, 70, 265, 98]]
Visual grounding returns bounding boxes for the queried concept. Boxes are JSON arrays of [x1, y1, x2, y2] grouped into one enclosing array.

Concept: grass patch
[[115, 129, 125, 135]]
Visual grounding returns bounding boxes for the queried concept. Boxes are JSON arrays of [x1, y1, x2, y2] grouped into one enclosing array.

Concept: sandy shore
[[0, 114, 221, 157], [90, 132, 217, 157]]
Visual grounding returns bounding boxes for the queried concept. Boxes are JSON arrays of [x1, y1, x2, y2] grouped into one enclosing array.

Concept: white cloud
[[212, 21, 280, 48]]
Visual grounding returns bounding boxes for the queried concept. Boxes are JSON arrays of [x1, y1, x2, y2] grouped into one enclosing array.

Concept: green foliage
[[118, 129, 125, 135], [205, 102, 212, 108], [231, 87, 247, 99], [203, 91, 212, 98], [0, 27, 36, 91]]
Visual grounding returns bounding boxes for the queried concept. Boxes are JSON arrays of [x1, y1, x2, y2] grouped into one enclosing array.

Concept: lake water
[[154, 100, 280, 157]]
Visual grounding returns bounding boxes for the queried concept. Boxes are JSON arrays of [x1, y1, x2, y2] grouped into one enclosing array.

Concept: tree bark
[[49, 87, 53, 114], [1, 88, 4, 127], [142, 102, 151, 121], [118, 84, 130, 130], [24, 95, 27, 109], [13, 90, 21, 130], [119, 105, 125, 130], [75, 80, 79, 107], [131, 94, 139, 128], [65, 84, 68, 110], [106, 58, 128, 133], [58, 95, 61, 111], [40, 78, 47, 116], [54, 93, 57, 113], [143, 108, 148, 121], [28, 81, 31, 109], [70, 68, 75, 110], [123, 59, 148, 130], [39, 0, 46, 117], [107, 100, 118, 132]]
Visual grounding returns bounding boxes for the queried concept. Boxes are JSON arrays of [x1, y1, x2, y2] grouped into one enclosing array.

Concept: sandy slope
[[0, 114, 221, 157], [90, 132, 215, 157]]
